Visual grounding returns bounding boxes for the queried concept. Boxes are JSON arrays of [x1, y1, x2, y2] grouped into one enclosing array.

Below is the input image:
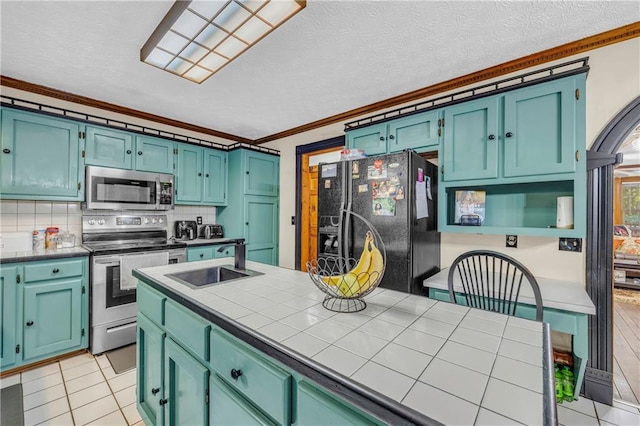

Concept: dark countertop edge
[[178, 238, 241, 247], [0, 249, 90, 264], [542, 322, 559, 426], [133, 269, 443, 426]]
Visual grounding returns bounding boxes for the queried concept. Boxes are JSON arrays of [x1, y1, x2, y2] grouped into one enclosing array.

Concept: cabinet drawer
[[137, 283, 165, 326], [23, 259, 84, 282], [165, 299, 210, 361], [210, 329, 291, 425], [187, 247, 214, 262]]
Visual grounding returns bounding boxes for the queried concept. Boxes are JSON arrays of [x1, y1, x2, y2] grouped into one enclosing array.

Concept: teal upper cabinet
[[176, 144, 203, 203], [244, 151, 279, 197], [442, 97, 499, 182], [347, 124, 387, 156], [85, 125, 134, 169], [134, 135, 174, 174], [437, 74, 587, 237], [346, 110, 442, 156], [0, 266, 18, 370], [0, 108, 83, 201], [388, 110, 441, 153], [503, 78, 580, 177], [203, 150, 227, 204], [175, 144, 227, 206]]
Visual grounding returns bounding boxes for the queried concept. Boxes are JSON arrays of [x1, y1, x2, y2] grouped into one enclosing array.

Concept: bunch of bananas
[[321, 232, 383, 297]]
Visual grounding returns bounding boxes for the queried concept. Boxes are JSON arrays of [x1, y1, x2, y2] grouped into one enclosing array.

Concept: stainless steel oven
[[83, 215, 186, 354]]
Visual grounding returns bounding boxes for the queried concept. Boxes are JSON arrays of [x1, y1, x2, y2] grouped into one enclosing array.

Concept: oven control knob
[[88, 219, 96, 225], [151, 218, 158, 224], [97, 219, 105, 225], [158, 218, 164, 224], [144, 217, 150, 224]]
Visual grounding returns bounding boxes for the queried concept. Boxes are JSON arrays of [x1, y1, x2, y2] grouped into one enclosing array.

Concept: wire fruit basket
[[307, 211, 386, 313]]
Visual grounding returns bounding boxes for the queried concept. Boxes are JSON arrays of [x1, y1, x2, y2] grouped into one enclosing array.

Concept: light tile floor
[[0, 352, 144, 426], [1, 351, 639, 425]]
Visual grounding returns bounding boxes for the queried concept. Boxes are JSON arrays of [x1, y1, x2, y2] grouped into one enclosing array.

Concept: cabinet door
[[164, 337, 209, 426], [244, 152, 279, 197], [346, 124, 388, 156], [209, 374, 276, 426], [503, 78, 579, 177], [0, 266, 18, 369], [245, 196, 278, 265], [388, 110, 440, 152], [85, 125, 134, 169], [297, 381, 378, 425], [137, 313, 165, 426], [442, 97, 499, 181], [134, 136, 174, 174], [176, 144, 203, 203], [203, 150, 227, 205], [22, 278, 82, 361], [187, 247, 215, 262], [1, 109, 82, 199]]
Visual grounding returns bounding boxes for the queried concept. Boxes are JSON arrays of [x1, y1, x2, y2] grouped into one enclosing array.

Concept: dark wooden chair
[[447, 250, 544, 321]]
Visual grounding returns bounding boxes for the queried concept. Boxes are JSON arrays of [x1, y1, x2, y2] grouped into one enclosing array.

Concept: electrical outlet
[[559, 238, 582, 252], [291, 216, 295, 225], [196, 216, 203, 225], [506, 235, 518, 248]]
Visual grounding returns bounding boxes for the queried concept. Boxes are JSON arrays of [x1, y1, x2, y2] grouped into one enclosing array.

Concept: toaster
[[199, 224, 223, 239]]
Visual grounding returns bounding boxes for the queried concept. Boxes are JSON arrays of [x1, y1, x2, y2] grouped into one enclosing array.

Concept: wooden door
[[300, 164, 318, 272], [300, 147, 342, 272]]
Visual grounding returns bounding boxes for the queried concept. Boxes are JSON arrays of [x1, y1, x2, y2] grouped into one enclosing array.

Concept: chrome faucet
[[217, 239, 246, 271]]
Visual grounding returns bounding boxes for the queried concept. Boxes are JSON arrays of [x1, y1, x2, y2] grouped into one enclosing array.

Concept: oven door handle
[[94, 259, 120, 266]]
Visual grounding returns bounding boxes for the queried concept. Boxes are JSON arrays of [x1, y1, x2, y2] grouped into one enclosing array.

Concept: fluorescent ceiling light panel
[[141, 0, 306, 83]]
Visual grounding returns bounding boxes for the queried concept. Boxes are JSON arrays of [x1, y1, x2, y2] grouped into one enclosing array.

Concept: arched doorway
[[584, 96, 640, 404]]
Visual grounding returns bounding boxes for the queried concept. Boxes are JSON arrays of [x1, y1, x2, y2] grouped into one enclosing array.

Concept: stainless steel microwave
[[84, 166, 174, 210]]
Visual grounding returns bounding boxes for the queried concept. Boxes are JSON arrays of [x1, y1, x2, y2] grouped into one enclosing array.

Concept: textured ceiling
[[1, 1, 639, 141]]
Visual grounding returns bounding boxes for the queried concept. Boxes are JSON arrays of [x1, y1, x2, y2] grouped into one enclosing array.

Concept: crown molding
[[0, 75, 252, 144], [254, 21, 640, 144]]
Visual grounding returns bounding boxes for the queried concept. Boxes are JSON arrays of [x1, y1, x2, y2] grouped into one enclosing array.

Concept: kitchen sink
[[166, 265, 263, 289]]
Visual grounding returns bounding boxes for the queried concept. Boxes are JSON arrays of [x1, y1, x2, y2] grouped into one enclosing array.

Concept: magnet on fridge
[[324, 179, 331, 189]]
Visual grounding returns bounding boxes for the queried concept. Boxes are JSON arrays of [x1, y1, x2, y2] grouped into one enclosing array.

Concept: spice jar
[[45, 227, 59, 249]]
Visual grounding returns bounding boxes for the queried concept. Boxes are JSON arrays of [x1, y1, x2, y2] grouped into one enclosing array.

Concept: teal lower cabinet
[[428, 287, 588, 400], [137, 280, 384, 426], [0, 257, 89, 373], [296, 381, 378, 425], [187, 244, 235, 262], [210, 373, 275, 426], [22, 279, 83, 361], [164, 337, 210, 425], [137, 313, 165, 426], [0, 266, 18, 369]]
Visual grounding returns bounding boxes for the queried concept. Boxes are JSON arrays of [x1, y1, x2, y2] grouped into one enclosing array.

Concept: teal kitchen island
[[133, 259, 556, 425]]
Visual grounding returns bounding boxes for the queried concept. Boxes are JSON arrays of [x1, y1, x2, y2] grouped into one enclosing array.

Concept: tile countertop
[[134, 259, 556, 426], [0, 246, 90, 263], [424, 268, 596, 315]]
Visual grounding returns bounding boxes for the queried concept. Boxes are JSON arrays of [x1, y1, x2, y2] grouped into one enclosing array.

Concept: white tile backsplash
[[0, 202, 217, 243]]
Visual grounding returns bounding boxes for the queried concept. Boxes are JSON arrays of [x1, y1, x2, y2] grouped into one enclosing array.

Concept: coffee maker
[[174, 221, 197, 240]]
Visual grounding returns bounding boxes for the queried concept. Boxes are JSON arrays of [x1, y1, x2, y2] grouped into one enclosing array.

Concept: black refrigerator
[[317, 150, 440, 295]]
